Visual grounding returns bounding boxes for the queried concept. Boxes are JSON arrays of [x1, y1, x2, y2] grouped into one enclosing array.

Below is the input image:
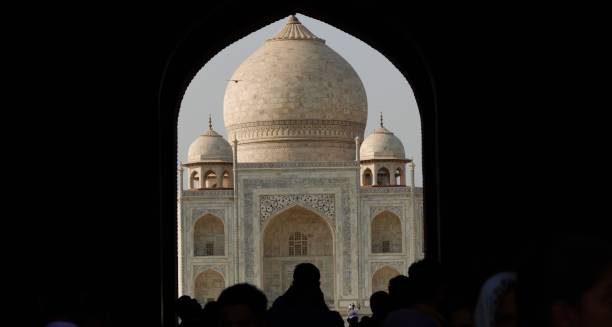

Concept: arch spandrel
[[259, 193, 335, 230]]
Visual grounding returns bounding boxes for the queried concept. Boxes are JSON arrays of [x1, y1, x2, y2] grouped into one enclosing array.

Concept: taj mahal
[[178, 15, 424, 310]]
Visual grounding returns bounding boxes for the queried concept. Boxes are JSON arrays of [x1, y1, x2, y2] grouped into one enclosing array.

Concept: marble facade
[[180, 162, 424, 309]]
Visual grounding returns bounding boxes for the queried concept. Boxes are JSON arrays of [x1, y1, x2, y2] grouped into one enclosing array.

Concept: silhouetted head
[[388, 275, 411, 308], [369, 291, 391, 316], [217, 283, 267, 327], [201, 300, 220, 326], [408, 258, 447, 306], [292, 263, 321, 288], [203, 299, 219, 312], [519, 233, 612, 327], [175, 295, 201, 321]]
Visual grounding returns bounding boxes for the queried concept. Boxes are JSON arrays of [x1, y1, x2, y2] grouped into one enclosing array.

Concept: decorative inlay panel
[[193, 264, 227, 278], [241, 177, 353, 295], [260, 194, 335, 227]]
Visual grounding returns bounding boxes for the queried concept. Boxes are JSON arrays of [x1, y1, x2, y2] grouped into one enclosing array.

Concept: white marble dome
[[360, 126, 406, 161], [187, 124, 233, 164], [223, 15, 367, 162]]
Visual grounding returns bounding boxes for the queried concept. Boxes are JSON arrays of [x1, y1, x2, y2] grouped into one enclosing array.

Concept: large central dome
[[224, 15, 367, 162]]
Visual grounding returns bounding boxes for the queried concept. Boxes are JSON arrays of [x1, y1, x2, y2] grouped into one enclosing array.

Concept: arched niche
[[204, 170, 217, 189], [377, 167, 390, 186], [262, 205, 334, 304], [363, 168, 373, 186], [394, 167, 402, 185], [371, 211, 402, 253], [194, 269, 225, 305], [222, 170, 231, 188], [194, 214, 224, 256], [190, 171, 200, 189]]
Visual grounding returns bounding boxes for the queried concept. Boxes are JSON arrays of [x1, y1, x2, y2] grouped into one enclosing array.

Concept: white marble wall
[[180, 164, 424, 309], [181, 190, 234, 297], [234, 162, 359, 308], [359, 186, 424, 307]]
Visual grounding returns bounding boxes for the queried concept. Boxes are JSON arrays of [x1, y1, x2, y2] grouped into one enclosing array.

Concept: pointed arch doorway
[[262, 205, 335, 306]]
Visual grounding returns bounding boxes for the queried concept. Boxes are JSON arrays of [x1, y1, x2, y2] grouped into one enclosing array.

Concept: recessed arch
[[377, 167, 390, 186], [371, 210, 402, 253], [194, 269, 225, 305], [363, 168, 373, 186], [194, 214, 224, 256], [190, 171, 200, 189], [204, 170, 217, 189], [262, 205, 334, 304], [394, 167, 402, 185], [222, 170, 231, 188], [371, 266, 400, 294]]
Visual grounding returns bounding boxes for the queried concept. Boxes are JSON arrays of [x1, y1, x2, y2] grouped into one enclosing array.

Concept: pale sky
[[178, 14, 423, 187]]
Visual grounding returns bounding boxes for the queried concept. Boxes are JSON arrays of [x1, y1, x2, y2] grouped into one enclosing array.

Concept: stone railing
[[360, 186, 410, 194], [360, 186, 423, 194], [182, 189, 234, 198]]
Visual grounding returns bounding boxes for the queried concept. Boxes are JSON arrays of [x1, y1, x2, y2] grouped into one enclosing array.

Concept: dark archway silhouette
[[158, 5, 439, 326], [26, 3, 612, 327]]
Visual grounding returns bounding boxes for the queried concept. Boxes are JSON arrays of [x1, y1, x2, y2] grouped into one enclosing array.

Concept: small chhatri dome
[[187, 116, 233, 163], [224, 14, 367, 163], [360, 114, 406, 160]]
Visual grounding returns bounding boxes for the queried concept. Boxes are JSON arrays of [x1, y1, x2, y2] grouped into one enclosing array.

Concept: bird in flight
[[228, 79, 242, 83]]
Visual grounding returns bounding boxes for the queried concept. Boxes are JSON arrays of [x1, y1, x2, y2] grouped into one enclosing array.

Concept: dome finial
[[268, 14, 325, 42], [380, 112, 384, 128], [208, 114, 212, 130], [288, 14, 299, 24]]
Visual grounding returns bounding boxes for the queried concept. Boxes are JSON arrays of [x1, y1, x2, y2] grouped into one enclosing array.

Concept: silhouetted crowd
[[39, 232, 612, 327], [174, 233, 612, 327]]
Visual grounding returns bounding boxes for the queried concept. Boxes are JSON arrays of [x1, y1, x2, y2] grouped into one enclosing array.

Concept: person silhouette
[[201, 300, 220, 327], [175, 295, 202, 327], [384, 259, 447, 327], [359, 291, 391, 327], [217, 283, 267, 327], [387, 275, 411, 311], [518, 233, 612, 327], [267, 263, 344, 327], [348, 303, 359, 326]]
